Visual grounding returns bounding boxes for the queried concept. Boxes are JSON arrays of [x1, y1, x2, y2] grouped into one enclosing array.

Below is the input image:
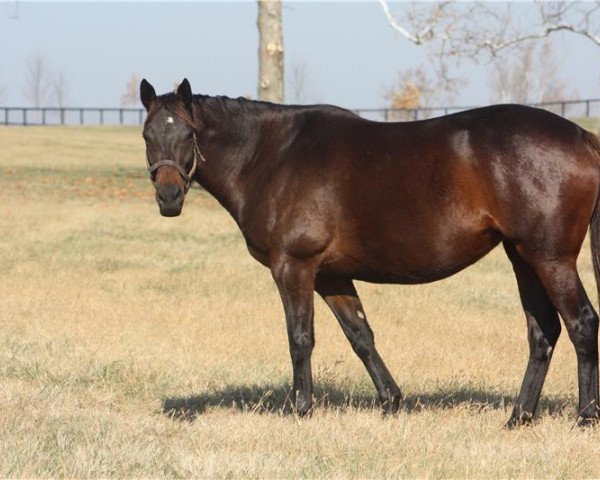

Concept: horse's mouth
[[159, 204, 183, 217], [156, 185, 184, 217]]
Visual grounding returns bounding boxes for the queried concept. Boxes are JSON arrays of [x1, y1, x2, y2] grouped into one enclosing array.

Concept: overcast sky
[[1, 1, 599, 109]]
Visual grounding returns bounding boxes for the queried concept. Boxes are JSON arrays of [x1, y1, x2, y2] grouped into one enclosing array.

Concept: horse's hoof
[[295, 408, 312, 418], [505, 413, 533, 429], [381, 393, 402, 416], [576, 416, 598, 428], [294, 401, 313, 418]]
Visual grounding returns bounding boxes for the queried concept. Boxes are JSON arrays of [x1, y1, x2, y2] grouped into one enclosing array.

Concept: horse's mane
[[146, 92, 357, 128]]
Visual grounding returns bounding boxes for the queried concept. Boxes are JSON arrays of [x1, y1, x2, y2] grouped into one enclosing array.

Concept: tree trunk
[[257, 0, 284, 103]]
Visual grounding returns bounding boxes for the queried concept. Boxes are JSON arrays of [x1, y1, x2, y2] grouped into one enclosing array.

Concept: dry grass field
[[2, 125, 600, 478]]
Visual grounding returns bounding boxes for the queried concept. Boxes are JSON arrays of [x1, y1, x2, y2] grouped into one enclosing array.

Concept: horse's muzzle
[[156, 184, 184, 217]]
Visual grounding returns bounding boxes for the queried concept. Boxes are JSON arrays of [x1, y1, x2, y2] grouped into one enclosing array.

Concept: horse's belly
[[323, 223, 501, 285]]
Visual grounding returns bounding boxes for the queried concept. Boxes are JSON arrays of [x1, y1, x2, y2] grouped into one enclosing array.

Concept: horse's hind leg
[[504, 242, 561, 427], [528, 256, 600, 426], [315, 276, 402, 414]]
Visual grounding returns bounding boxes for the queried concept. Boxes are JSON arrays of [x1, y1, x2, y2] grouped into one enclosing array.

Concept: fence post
[[561, 102, 565, 117], [138, 110, 143, 125], [41, 108, 46, 125], [3, 108, 7, 126], [413, 109, 418, 120], [22, 109, 27, 126], [586, 100, 590, 118], [119, 109, 123, 125], [99, 109, 104, 125], [80, 109, 84, 125], [60, 108, 65, 125]]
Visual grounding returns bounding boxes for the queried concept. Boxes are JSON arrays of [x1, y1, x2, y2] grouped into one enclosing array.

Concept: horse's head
[[140, 78, 197, 217]]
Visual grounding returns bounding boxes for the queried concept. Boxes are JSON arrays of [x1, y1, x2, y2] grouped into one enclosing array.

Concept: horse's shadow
[[161, 381, 574, 422]]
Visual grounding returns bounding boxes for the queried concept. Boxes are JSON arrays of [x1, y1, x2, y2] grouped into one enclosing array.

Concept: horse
[[140, 78, 600, 427]]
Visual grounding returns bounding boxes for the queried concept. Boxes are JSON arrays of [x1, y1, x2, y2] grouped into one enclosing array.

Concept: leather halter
[[146, 133, 202, 192]]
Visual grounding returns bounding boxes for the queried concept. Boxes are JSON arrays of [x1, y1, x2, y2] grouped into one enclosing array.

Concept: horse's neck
[[194, 102, 280, 225]]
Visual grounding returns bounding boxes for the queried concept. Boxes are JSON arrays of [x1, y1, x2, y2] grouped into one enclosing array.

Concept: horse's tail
[[585, 130, 600, 307]]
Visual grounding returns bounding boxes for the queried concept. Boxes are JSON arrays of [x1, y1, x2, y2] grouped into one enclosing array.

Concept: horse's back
[[239, 104, 599, 283]]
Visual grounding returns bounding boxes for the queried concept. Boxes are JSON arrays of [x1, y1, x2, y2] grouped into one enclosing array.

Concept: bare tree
[[24, 52, 49, 107], [257, 0, 284, 103], [465, 2, 600, 57], [290, 62, 312, 104], [379, 1, 600, 61], [52, 69, 68, 108], [379, 1, 599, 122], [488, 40, 573, 104], [121, 73, 141, 107], [7, 0, 19, 20]]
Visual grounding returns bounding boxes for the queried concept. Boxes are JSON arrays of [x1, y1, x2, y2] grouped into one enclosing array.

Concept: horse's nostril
[[158, 185, 182, 202]]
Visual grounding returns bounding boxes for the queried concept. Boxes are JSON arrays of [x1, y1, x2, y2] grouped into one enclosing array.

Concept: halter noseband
[[146, 132, 203, 191]]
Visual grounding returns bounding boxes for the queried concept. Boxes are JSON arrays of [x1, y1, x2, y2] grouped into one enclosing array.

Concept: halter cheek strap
[[146, 133, 204, 191]]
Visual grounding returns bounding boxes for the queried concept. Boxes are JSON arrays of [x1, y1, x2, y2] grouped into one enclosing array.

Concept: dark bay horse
[[140, 78, 600, 427]]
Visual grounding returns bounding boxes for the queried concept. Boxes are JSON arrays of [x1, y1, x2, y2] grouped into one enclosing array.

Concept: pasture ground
[[2, 125, 600, 478]]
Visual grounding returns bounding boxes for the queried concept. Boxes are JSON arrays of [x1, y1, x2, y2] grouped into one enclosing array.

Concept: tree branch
[[482, 23, 600, 56], [378, 0, 436, 45]]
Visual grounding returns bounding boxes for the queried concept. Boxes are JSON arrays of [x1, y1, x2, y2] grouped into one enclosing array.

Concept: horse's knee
[[290, 328, 314, 357]]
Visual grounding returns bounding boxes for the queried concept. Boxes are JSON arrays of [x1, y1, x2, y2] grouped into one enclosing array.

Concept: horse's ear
[[140, 79, 156, 111], [177, 78, 193, 111]]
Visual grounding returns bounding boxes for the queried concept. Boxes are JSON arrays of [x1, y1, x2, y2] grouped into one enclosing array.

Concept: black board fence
[[1, 99, 599, 126], [0, 107, 145, 126]]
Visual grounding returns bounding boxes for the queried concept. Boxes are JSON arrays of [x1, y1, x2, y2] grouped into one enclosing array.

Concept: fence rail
[[1, 99, 600, 126]]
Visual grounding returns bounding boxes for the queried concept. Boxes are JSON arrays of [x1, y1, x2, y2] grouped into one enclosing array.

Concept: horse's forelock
[[145, 94, 195, 128]]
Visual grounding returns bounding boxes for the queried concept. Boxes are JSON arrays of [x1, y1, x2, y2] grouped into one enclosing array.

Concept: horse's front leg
[[271, 256, 316, 416], [316, 275, 402, 414]]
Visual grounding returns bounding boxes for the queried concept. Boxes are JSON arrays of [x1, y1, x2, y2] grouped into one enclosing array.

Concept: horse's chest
[[245, 241, 271, 268]]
